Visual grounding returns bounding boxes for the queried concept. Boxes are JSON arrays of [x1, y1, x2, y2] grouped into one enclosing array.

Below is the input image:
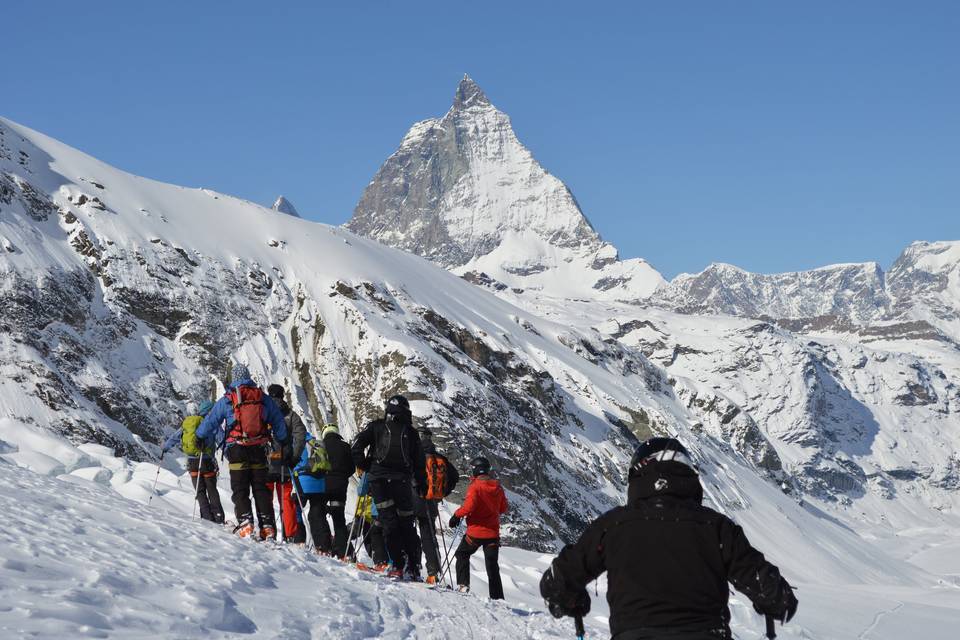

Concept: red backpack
[[227, 385, 268, 445]]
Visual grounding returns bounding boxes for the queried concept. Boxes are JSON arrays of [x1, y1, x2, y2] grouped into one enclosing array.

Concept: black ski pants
[[369, 476, 419, 572], [455, 535, 504, 600], [226, 445, 275, 529], [188, 456, 224, 523], [414, 514, 442, 576], [306, 491, 348, 555]]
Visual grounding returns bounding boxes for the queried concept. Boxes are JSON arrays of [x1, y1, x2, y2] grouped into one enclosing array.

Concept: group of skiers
[[163, 364, 799, 638], [162, 364, 509, 594]]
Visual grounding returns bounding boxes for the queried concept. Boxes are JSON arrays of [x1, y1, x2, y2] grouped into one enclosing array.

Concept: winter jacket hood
[[454, 475, 508, 539]]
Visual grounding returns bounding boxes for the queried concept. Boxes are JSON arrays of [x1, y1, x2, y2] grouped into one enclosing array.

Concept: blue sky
[[3, 1, 957, 277]]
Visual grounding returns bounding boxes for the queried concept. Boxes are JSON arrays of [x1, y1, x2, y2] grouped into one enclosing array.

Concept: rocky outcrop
[[347, 75, 665, 300]]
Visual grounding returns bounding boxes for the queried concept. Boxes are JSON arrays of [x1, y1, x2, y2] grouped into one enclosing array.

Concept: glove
[[541, 564, 590, 619], [448, 515, 461, 528], [415, 482, 428, 498], [547, 592, 590, 619], [753, 579, 798, 623], [282, 444, 296, 467]]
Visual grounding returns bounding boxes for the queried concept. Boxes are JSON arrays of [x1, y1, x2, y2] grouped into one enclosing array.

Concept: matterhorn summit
[[271, 195, 300, 217], [348, 75, 664, 300]]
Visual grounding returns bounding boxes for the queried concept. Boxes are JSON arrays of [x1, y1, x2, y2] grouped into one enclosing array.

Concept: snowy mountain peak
[[453, 73, 490, 110], [271, 195, 300, 217], [347, 77, 665, 300]]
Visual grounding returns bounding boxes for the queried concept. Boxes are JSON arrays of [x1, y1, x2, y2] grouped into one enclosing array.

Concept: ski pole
[[288, 468, 314, 551], [276, 462, 285, 543], [424, 503, 444, 585], [574, 614, 585, 640], [435, 508, 454, 588], [765, 615, 776, 639], [191, 451, 206, 521], [353, 518, 377, 564], [344, 472, 367, 560], [438, 521, 464, 584], [147, 453, 164, 506]]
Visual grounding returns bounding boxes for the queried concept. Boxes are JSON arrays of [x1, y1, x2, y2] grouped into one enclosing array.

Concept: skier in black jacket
[[351, 395, 427, 579], [540, 437, 798, 640], [316, 423, 355, 556]]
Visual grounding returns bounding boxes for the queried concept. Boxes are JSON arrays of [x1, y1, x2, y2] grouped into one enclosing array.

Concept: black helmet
[[628, 437, 694, 479], [385, 395, 411, 420], [471, 456, 491, 476], [267, 384, 285, 399]]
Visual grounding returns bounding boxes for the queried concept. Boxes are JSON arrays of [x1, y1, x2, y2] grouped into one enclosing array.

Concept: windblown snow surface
[[2, 419, 960, 639]]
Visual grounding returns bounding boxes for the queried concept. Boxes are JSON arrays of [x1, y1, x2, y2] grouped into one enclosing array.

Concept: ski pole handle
[[574, 614, 585, 640], [765, 614, 776, 639]]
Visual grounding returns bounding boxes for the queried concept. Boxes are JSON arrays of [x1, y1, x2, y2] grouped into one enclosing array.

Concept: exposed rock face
[[656, 262, 891, 323], [654, 243, 960, 341], [886, 241, 960, 336], [345, 76, 960, 539], [0, 116, 687, 550], [271, 196, 300, 217], [348, 75, 664, 300]]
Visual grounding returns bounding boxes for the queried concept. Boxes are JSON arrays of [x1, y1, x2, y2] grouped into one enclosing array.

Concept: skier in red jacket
[[448, 456, 508, 599]]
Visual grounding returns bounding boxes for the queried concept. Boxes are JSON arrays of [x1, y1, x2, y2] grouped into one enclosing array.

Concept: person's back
[[450, 456, 508, 599], [540, 438, 797, 640], [411, 429, 459, 583], [196, 364, 289, 539], [319, 424, 354, 556], [350, 395, 426, 578], [265, 384, 306, 542], [161, 400, 224, 524]]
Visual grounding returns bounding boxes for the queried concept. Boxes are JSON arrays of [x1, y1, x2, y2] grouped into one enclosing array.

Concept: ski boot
[[259, 525, 276, 541], [456, 584, 470, 593], [234, 520, 255, 538]]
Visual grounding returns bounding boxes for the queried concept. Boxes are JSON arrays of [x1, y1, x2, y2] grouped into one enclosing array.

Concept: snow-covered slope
[[3, 111, 960, 636], [347, 75, 664, 301], [0, 114, 679, 549], [4, 414, 960, 639]]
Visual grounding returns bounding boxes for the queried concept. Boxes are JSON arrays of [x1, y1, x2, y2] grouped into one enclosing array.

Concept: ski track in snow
[[857, 602, 904, 640]]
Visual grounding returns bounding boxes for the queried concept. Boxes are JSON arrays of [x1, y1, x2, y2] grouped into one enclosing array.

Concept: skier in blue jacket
[[293, 432, 329, 551], [196, 364, 289, 539]]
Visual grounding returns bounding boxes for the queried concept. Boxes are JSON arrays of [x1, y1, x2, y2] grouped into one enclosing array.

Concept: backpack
[[181, 415, 205, 456], [228, 385, 268, 445], [307, 438, 332, 474], [425, 453, 452, 500]]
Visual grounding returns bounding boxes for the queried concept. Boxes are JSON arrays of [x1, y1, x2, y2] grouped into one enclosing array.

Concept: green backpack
[[307, 438, 331, 474], [181, 415, 206, 456]]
